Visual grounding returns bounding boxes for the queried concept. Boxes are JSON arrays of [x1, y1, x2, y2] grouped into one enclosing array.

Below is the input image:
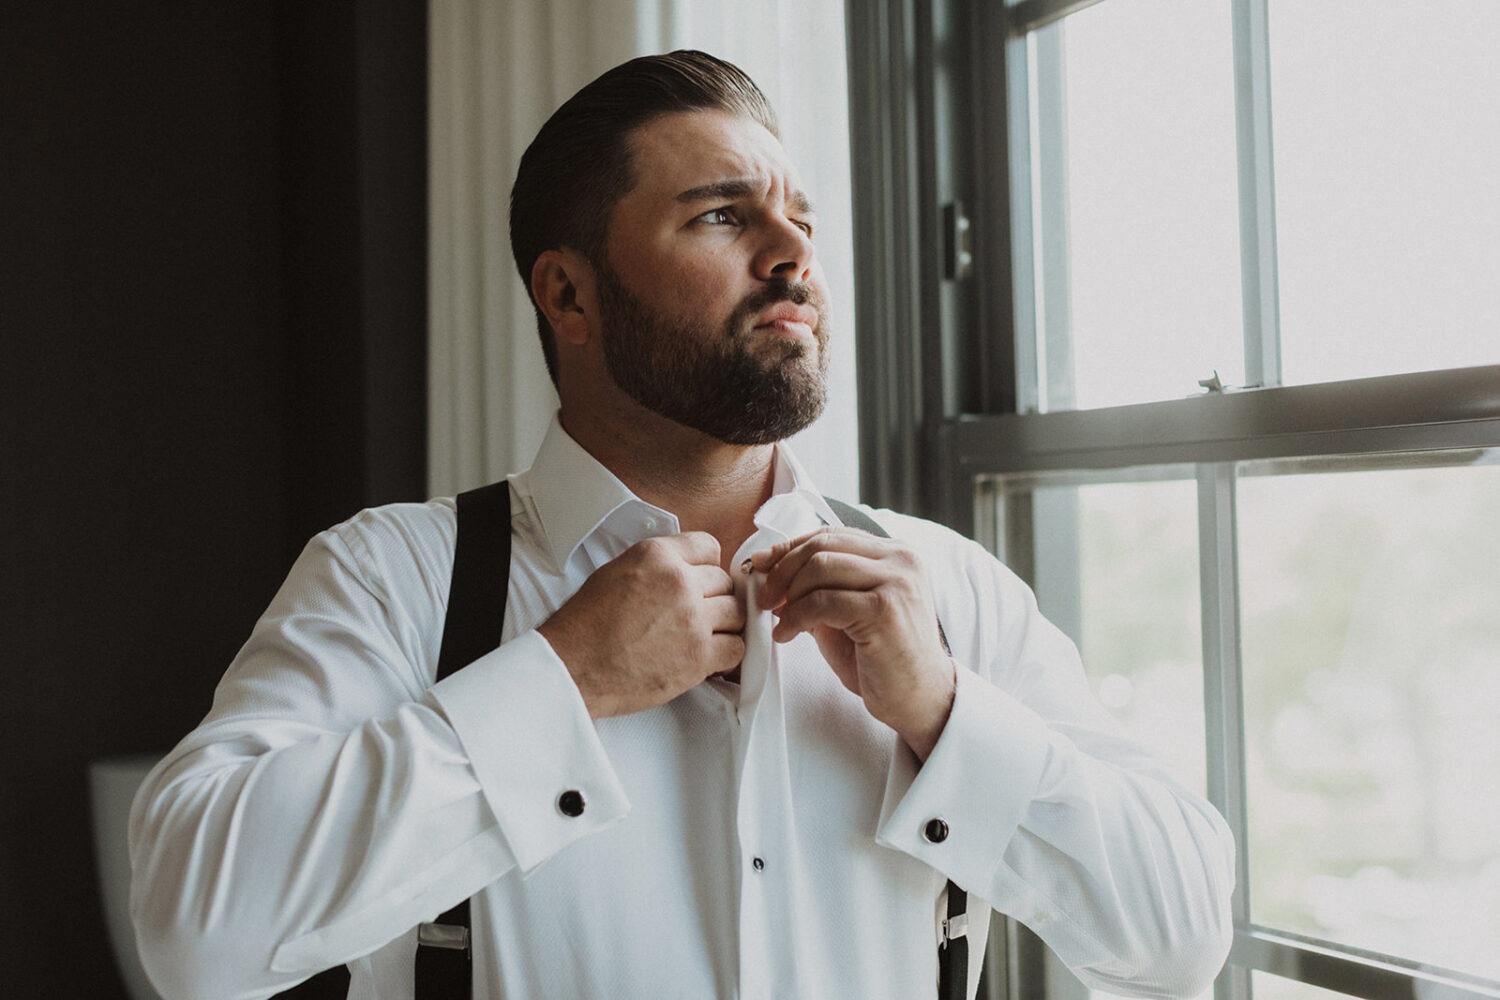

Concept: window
[[1021, 0, 1245, 411], [1236, 454, 1500, 983], [1013, 0, 1500, 413], [989, 449, 1500, 1000], [1269, 1, 1500, 387], [846, 1, 1500, 998]]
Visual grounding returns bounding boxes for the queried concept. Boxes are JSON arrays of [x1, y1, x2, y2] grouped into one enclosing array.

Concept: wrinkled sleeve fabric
[[127, 504, 625, 1000], [871, 510, 1236, 998]]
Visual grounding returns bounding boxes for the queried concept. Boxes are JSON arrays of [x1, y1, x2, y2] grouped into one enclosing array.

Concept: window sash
[[1007, 0, 1281, 411]]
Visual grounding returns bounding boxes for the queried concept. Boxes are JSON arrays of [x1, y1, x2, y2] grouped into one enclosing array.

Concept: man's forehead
[[627, 110, 807, 204]]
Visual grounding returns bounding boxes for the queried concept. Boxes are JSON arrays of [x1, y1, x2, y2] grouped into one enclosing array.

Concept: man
[[130, 51, 1234, 999]]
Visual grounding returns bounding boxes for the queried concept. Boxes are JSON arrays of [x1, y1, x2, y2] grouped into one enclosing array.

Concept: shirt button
[[752, 856, 766, 872], [923, 817, 950, 844], [642, 516, 659, 533], [557, 789, 586, 818]]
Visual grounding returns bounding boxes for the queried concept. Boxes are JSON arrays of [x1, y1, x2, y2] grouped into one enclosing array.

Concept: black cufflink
[[557, 789, 586, 817], [923, 817, 950, 844]]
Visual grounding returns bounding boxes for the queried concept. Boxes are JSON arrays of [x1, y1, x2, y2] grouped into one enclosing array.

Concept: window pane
[[1006, 474, 1207, 794], [1021, 474, 1209, 1000], [1270, 1, 1500, 384], [1237, 452, 1500, 980], [1030, 1, 1243, 411], [1074, 478, 1206, 793]]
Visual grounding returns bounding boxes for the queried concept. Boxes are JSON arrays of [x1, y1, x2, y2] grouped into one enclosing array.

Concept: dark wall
[[0, 2, 426, 996]]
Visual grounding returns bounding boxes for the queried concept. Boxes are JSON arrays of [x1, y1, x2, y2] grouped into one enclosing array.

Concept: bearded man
[[130, 51, 1234, 1000]]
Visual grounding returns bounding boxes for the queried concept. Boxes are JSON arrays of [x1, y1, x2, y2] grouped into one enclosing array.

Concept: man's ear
[[531, 249, 594, 347]]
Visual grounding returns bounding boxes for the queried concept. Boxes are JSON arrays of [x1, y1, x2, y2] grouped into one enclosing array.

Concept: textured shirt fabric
[[130, 417, 1235, 1000]]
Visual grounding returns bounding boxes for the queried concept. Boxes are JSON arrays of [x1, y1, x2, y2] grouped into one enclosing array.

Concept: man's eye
[[793, 218, 815, 237], [695, 208, 737, 226]]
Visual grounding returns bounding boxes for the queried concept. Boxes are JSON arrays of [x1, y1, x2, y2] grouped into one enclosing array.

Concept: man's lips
[[753, 303, 819, 340]]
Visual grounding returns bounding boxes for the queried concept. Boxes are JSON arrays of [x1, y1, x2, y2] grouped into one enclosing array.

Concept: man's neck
[[559, 405, 777, 570]]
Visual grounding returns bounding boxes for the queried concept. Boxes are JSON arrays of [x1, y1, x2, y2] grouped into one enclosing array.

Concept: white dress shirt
[[130, 417, 1234, 1000]]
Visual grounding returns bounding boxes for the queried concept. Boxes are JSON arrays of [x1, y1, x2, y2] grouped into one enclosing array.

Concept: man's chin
[[737, 386, 828, 445], [743, 330, 818, 366]]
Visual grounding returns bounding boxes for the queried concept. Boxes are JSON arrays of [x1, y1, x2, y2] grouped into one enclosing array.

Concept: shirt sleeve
[[127, 504, 625, 1000], [871, 513, 1236, 998]]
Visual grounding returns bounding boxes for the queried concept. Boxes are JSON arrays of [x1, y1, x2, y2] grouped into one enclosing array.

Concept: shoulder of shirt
[[837, 501, 980, 553], [324, 495, 458, 543], [840, 501, 1030, 597], [314, 496, 462, 586]]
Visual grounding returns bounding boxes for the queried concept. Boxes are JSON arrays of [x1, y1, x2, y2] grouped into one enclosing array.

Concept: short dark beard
[[594, 262, 830, 446]]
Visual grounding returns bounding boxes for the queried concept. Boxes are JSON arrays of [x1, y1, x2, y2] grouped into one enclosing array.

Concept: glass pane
[[1237, 451, 1500, 981], [1270, 1, 1500, 384], [1019, 474, 1209, 1000], [1030, 1, 1243, 411], [1016, 475, 1208, 794], [1075, 478, 1207, 793]]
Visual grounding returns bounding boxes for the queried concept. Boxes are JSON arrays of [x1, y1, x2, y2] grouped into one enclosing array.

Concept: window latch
[[1197, 370, 1262, 394], [943, 201, 973, 281]]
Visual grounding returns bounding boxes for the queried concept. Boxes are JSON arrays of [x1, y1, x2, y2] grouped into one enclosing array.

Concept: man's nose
[[753, 217, 816, 283]]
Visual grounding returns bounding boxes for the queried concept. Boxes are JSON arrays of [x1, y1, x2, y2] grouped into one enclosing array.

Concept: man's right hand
[[537, 532, 746, 718]]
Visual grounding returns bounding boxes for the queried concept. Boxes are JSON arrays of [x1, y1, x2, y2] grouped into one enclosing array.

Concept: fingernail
[[740, 557, 754, 574]]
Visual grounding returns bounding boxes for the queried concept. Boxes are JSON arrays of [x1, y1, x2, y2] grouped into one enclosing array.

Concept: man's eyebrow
[[674, 179, 816, 215]]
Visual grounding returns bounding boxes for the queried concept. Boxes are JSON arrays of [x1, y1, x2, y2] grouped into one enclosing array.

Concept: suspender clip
[[940, 913, 969, 947], [418, 921, 472, 952]]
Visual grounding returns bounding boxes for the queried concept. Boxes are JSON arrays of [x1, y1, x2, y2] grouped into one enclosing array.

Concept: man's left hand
[[750, 527, 955, 760]]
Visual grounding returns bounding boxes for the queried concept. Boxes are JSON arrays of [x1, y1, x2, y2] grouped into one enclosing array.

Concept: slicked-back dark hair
[[509, 50, 779, 383]]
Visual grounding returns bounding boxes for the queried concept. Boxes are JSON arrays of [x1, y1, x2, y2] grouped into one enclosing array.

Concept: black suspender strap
[[415, 489, 968, 999], [824, 498, 970, 1000], [436, 481, 513, 677], [939, 880, 971, 1000], [416, 480, 513, 1000]]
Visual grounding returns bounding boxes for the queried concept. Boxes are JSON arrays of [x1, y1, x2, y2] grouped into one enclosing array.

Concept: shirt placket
[[732, 525, 804, 1000]]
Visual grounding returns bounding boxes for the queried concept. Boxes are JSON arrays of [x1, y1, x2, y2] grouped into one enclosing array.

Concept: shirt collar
[[759, 441, 840, 534], [515, 414, 841, 571]]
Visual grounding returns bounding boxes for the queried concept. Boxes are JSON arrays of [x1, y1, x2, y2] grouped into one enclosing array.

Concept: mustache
[[740, 278, 822, 312]]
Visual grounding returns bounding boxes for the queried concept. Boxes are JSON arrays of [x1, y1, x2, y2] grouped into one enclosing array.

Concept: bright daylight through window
[[846, 0, 1500, 998], [1025, 0, 1500, 412], [998, 1, 1500, 997]]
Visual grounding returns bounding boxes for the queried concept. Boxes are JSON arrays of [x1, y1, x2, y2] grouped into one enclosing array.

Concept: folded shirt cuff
[[431, 629, 629, 874], [875, 665, 1052, 891]]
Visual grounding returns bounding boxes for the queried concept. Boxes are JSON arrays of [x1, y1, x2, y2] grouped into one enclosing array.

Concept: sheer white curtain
[[427, 0, 858, 501]]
